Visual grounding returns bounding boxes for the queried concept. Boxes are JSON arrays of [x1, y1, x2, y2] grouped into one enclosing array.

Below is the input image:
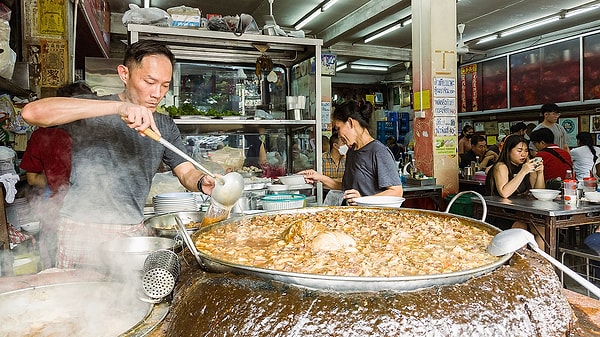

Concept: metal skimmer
[[141, 249, 181, 300]]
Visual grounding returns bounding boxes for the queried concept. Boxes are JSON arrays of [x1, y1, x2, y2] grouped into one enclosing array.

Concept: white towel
[[0, 173, 19, 203]]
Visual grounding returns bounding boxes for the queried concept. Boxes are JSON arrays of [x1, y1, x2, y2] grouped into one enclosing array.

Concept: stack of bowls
[[153, 192, 198, 214]]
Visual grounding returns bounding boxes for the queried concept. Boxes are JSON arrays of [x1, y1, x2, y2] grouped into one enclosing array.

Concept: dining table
[[472, 195, 600, 258]]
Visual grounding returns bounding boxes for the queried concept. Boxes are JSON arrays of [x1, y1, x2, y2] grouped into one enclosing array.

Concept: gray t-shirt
[[60, 94, 187, 224], [529, 123, 568, 151], [342, 140, 401, 196]]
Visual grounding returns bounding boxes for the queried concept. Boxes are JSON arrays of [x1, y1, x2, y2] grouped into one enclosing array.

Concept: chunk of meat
[[310, 231, 358, 253], [281, 219, 327, 243]]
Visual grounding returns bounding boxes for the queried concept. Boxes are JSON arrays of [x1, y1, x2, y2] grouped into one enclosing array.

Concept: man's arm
[[21, 97, 160, 135]]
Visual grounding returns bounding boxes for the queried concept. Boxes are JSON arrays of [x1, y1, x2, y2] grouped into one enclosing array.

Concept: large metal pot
[[181, 207, 512, 292], [100, 237, 176, 275], [144, 211, 205, 238], [0, 282, 169, 336]]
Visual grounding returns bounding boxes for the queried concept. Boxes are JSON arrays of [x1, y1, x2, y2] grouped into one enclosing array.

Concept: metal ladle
[[135, 123, 243, 205], [488, 228, 600, 298]]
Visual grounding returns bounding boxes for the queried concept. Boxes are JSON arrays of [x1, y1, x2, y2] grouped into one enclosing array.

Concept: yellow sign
[[38, 0, 66, 37], [414, 90, 431, 110]]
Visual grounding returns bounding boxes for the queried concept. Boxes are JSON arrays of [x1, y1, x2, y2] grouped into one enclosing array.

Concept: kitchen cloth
[[0, 173, 19, 203]]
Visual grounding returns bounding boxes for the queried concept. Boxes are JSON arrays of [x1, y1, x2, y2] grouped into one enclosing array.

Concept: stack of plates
[[153, 192, 198, 214]]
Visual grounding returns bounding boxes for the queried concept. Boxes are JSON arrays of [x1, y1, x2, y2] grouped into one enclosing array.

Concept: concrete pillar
[[411, 0, 459, 196]]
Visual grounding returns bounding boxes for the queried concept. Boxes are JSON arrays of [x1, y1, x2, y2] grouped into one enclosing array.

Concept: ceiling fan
[[456, 24, 486, 55]]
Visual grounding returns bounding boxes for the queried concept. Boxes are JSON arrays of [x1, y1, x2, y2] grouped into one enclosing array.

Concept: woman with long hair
[[571, 131, 600, 180], [485, 134, 545, 246], [299, 100, 403, 205]]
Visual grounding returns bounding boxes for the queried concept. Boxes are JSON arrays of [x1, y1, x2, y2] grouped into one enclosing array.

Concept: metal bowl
[[185, 207, 512, 292], [144, 211, 205, 238], [100, 236, 176, 275]]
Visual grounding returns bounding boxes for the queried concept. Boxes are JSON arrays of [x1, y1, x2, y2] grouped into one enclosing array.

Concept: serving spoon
[[488, 228, 600, 298]]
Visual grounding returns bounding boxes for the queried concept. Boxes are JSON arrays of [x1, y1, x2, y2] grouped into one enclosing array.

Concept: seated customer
[[459, 135, 498, 171], [530, 127, 573, 186], [485, 135, 545, 246]]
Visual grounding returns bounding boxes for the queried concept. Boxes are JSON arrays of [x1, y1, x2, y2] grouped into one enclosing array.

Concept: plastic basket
[[262, 194, 306, 210]]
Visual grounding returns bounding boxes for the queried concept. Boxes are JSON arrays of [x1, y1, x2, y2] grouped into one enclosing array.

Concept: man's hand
[[118, 102, 161, 137]]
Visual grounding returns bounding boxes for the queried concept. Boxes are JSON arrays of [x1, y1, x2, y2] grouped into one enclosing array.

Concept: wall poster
[[40, 39, 68, 87], [559, 117, 578, 147], [590, 115, 600, 133]]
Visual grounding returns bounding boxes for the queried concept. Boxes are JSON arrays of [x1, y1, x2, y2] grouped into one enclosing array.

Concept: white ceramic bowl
[[585, 191, 600, 202], [354, 196, 406, 208], [530, 189, 560, 201], [278, 174, 306, 185]]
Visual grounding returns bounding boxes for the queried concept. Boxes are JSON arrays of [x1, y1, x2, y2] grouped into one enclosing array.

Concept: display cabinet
[[127, 24, 324, 203]]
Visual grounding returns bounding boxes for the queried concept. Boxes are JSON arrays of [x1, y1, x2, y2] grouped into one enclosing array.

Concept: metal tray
[[182, 207, 511, 292]]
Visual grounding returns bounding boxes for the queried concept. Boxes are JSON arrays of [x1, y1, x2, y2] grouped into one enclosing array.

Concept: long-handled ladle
[[138, 126, 224, 185], [488, 228, 600, 298]]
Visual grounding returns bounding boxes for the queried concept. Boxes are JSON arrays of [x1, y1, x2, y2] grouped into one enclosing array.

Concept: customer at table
[[510, 122, 528, 136], [570, 131, 600, 181], [530, 127, 573, 186], [21, 40, 218, 269], [299, 100, 403, 205], [458, 124, 474, 157], [459, 135, 497, 171], [485, 135, 545, 245]]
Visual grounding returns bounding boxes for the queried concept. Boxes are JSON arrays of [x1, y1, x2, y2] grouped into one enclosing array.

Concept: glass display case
[[127, 24, 324, 202]]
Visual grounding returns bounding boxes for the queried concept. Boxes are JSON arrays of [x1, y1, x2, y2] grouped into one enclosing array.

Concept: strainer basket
[[262, 194, 306, 210], [141, 249, 181, 300]]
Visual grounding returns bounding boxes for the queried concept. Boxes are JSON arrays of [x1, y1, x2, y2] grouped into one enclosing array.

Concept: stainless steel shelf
[[174, 118, 316, 134]]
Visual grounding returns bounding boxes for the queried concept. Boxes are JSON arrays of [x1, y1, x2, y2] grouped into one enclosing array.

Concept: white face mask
[[338, 144, 349, 155]]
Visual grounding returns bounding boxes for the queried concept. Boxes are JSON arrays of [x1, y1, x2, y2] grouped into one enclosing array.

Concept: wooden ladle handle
[[121, 116, 161, 142], [141, 127, 162, 142]]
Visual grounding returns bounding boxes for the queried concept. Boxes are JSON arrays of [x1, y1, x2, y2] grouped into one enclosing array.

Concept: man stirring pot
[[22, 41, 218, 269]]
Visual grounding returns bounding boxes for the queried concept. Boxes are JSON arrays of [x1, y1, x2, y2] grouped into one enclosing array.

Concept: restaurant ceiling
[[105, 0, 600, 77]]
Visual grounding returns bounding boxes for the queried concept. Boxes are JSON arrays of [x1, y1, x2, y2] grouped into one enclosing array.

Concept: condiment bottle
[[565, 170, 573, 181]]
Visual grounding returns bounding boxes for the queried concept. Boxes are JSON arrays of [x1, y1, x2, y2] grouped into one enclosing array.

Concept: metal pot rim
[[188, 207, 512, 292]]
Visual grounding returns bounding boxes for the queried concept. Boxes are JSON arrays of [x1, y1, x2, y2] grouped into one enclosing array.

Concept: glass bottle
[[409, 158, 417, 178], [565, 170, 573, 181]]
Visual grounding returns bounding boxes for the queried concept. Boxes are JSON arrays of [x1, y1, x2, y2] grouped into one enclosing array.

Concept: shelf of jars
[[128, 24, 325, 203]]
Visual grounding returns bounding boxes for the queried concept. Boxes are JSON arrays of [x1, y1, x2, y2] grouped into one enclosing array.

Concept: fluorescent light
[[402, 18, 412, 26], [565, 5, 599, 18], [349, 64, 388, 71], [501, 16, 560, 37], [295, 10, 322, 30], [143, 0, 150, 8], [336, 64, 347, 72], [364, 23, 402, 43], [476, 35, 498, 45], [322, 0, 339, 12]]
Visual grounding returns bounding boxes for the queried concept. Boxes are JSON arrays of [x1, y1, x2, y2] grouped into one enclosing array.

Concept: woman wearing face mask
[[299, 100, 403, 205], [458, 124, 474, 157]]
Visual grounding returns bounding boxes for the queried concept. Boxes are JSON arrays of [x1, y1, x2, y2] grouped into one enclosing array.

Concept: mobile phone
[[533, 157, 542, 164]]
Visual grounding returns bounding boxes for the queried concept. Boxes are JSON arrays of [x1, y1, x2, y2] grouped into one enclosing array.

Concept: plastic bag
[[122, 4, 172, 27]]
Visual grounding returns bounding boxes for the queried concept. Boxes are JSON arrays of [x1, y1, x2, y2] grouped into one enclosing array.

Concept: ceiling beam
[[327, 42, 412, 61], [317, 0, 410, 48]]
